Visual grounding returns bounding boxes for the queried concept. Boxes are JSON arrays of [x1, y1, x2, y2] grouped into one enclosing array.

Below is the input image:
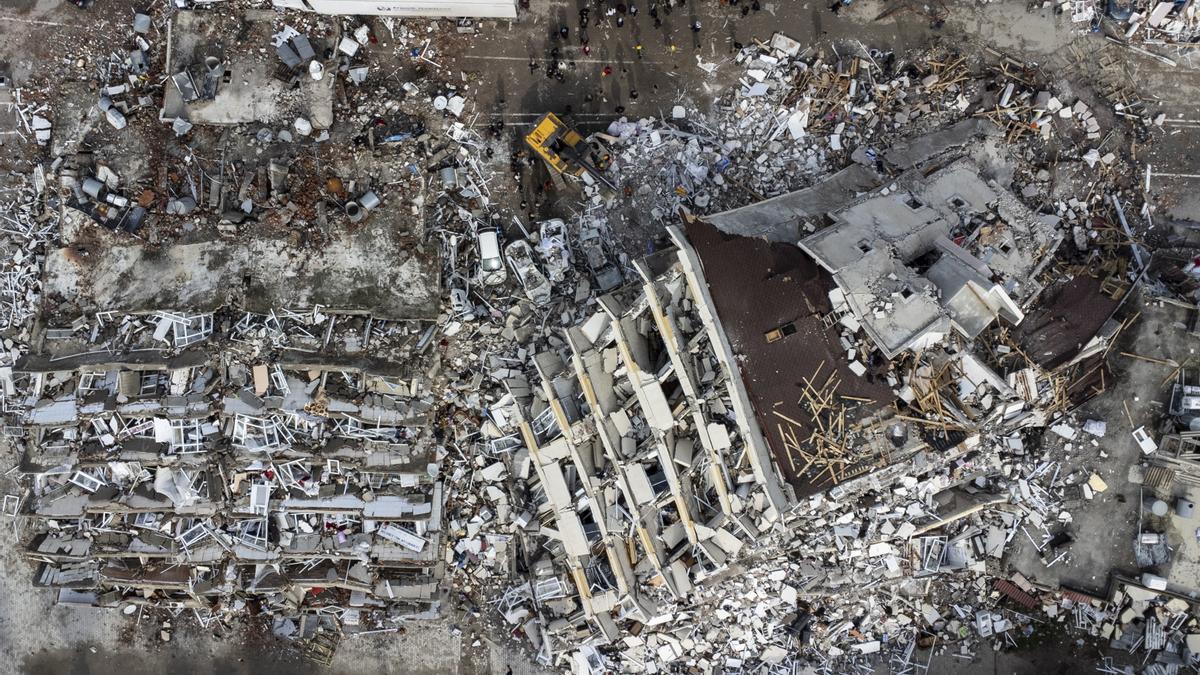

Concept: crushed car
[[537, 218, 571, 284], [505, 239, 553, 306], [579, 226, 623, 292]]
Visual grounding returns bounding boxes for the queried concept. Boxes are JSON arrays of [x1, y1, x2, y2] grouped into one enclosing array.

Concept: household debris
[[3, 4, 1198, 673]]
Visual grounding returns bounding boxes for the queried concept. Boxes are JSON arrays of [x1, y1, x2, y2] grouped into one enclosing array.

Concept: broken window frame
[[332, 416, 398, 442], [486, 434, 522, 456], [249, 482, 271, 516], [130, 511, 162, 530], [234, 517, 270, 551], [531, 406, 562, 444], [138, 372, 163, 397], [167, 313, 214, 348], [165, 418, 209, 455], [77, 371, 111, 396], [68, 471, 103, 493], [177, 520, 212, 550], [232, 414, 294, 453]]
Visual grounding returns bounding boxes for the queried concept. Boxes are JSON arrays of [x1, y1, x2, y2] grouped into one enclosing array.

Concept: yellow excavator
[[524, 113, 617, 192]]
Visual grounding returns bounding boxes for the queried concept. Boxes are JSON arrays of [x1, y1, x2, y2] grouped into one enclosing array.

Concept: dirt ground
[[999, 294, 1200, 598], [3, 0, 1200, 672]]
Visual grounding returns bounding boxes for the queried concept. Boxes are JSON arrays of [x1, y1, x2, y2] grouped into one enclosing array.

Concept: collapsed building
[[7, 78, 1163, 674], [11, 299, 450, 646], [480, 225, 791, 663], [467, 131, 1151, 670], [7, 64, 448, 645], [5, 0, 1200, 670], [9, 296, 458, 658], [687, 140, 1110, 497], [799, 157, 1060, 359]]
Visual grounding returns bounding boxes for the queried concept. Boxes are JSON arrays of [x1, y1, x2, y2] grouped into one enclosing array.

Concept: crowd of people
[[526, 0, 765, 86]]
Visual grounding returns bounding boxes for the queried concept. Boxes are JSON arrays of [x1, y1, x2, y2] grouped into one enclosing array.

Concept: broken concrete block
[[480, 462, 507, 482]]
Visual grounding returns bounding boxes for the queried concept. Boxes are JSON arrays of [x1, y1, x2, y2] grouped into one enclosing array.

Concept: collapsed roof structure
[[800, 157, 1061, 359], [5, 0, 1200, 670], [13, 310, 447, 653], [5, 78, 1152, 672]]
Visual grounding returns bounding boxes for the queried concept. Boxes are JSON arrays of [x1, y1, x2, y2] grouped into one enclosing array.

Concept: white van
[[476, 227, 507, 286]]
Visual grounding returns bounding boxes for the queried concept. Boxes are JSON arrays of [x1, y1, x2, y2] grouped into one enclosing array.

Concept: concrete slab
[[43, 211, 440, 319], [703, 163, 882, 243], [161, 11, 333, 128], [1164, 483, 1200, 594]]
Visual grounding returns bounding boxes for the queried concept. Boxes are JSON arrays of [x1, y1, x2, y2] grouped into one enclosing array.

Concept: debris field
[[4, 0, 1200, 674]]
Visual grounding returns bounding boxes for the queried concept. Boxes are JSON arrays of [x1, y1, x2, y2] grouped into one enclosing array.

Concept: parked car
[[475, 227, 507, 286], [537, 219, 571, 283], [505, 240, 553, 306]]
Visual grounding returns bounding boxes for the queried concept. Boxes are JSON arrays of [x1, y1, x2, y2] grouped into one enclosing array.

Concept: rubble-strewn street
[[5, 0, 1200, 673]]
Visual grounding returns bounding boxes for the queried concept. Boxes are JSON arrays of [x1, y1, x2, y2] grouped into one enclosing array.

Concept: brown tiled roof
[[994, 578, 1039, 609], [685, 220, 895, 498], [1058, 586, 1103, 605], [1013, 276, 1120, 371]]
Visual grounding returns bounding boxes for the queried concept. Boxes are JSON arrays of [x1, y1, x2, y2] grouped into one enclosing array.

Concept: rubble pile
[[1046, 0, 1200, 53], [431, 67, 1174, 667], [593, 35, 1136, 236], [601, 38, 972, 215], [424, 126, 795, 666], [7, 304, 450, 659], [1, 78, 53, 147], [1104, 578, 1200, 667], [1102, 1, 1200, 48], [92, 9, 159, 133], [0, 171, 55, 332], [418, 159, 1141, 672], [5, 0, 1200, 671]]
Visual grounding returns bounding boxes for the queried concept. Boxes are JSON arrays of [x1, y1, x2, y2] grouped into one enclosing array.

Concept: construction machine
[[524, 113, 617, 192]]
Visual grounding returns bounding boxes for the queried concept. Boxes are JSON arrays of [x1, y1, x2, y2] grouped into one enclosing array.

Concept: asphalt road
[[451, 0, 941, 131]]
